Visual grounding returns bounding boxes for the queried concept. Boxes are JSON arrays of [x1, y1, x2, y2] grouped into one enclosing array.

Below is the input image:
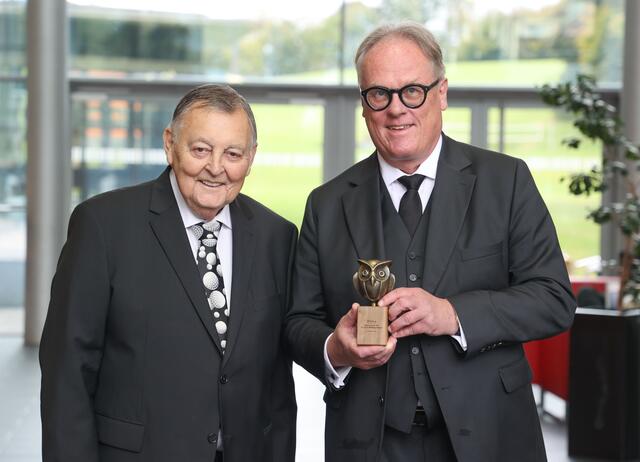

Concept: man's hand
[[379, 288, 459, 338], [327, 303, 397, 370]]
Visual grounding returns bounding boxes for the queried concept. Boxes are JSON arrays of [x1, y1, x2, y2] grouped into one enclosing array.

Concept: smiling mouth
[[199, 179, 225, 188], [387, 124, 413, 131]]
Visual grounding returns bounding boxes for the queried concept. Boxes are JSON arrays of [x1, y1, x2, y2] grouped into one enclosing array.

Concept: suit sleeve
[[449, 159, 576, 356], [39, 202, 110, 462], [284, 192, 334, 383], [270, 223, 299, 462]]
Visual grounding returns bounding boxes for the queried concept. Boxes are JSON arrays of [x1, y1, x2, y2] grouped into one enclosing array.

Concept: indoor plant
[[540, 75, 640, 461], [540, 74, 640, 307]]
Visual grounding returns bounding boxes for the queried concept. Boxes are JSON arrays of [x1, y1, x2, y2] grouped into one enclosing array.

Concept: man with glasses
[[286, 22, 575, 461]]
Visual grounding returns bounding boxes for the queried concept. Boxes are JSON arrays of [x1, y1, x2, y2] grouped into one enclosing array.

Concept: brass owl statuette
[[353, 259, 395, 345]]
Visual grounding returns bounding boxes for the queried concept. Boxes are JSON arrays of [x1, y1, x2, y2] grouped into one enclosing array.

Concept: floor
[[0, 331, 597, 462]]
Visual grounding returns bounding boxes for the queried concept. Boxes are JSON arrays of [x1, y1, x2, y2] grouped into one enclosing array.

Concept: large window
[[68, 0, 344, 84], [0, 0, 26, 312], [0, 0, 627, 323], [70, 95, 324, 227], [68, 0, 624, 86], [488, 107, 601, 270]]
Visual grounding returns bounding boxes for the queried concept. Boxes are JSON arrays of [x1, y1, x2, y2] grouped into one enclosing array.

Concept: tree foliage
[[540, 75, 640, 306]]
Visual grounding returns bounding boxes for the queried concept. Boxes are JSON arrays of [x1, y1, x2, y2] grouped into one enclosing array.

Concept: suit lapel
[[222, 198, 256, 365], [423, 136, 476, 293], [148, 168, 223, 354], [341, 155, 386, 260]]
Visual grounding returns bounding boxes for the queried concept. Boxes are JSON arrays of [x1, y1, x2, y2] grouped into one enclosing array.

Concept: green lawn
[[242, 104, 323, 227]]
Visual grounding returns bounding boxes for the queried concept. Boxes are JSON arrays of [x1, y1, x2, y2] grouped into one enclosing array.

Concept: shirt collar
[[169, 169, 232, 230], [377, 134, 442, 188]]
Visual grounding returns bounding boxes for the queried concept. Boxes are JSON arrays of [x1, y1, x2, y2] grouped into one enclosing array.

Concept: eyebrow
[[190, 137, 247, 151]]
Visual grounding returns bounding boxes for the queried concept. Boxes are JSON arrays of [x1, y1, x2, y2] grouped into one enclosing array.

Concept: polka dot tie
[[191, 220, 229, 351]]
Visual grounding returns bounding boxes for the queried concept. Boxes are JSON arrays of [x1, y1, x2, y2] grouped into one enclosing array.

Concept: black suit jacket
[[40, 168, 297, 462], [285, 135, 576, 462]]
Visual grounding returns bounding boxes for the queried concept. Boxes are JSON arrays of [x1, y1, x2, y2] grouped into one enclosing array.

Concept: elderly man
[[285, 22, 575, 462], [40, 84, 297, 462]]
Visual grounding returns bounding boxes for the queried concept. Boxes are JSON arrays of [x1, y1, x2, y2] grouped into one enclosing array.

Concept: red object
[[524, 276, 617, 401]]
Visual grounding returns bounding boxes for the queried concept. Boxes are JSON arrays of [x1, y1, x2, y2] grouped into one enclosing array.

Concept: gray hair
[[170, 84, 257, 146], [355, 21, 445, 83]]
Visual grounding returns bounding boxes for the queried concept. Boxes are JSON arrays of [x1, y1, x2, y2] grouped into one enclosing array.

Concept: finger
[[391, 325, 418, 339], [387, 299, 411, 321], [378, 288, 410, 307], [389, 309, 418, 334], [354, 353, 388, 369], [366, 335, 398, 362], [342, 303, 360, 327]]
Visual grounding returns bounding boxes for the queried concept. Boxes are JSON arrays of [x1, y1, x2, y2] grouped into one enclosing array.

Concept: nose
[[206, 151, 224, 175], [386, 92, 406, 115]]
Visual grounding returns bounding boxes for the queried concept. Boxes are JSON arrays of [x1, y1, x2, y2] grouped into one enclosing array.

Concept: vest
[[381, 181, 443, 434]]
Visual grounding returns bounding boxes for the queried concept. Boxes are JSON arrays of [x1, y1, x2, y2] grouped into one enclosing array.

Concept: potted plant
[[540, 74, 640, 460]]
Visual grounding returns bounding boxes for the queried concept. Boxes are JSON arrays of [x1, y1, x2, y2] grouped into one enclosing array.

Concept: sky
[[67, 0, 563, 21]]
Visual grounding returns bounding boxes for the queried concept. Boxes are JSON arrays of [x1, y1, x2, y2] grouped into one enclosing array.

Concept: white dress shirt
[[170, 170, 233, 308], [169, 170, 231, 452], [324, 135, 467, 388]]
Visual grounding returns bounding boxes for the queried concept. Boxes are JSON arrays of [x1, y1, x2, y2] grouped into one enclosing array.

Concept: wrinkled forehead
[[357, 38, 436, 87]]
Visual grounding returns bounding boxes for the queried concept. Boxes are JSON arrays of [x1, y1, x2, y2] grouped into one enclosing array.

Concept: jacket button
[[207, 433, 217, 444], [408, 252, 416, 260], [219, 375, 228, 384], [378, 395, 385, 406], [409, 273, 418, 282], [411, 346, 420, 355]]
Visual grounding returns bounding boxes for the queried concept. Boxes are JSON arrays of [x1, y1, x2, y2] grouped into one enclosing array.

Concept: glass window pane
[[489, 107, 600, 273], [0, 0, 26, 77], [71, 94, 172, 205], [72, 95, 322, 228], [68, 0, 343, 84], [345, 0, 624, 87], [0, 80, 27, 313], [355, 106, 373, 162], [443, 107, 471, 144], [242, 104, 323, 227]]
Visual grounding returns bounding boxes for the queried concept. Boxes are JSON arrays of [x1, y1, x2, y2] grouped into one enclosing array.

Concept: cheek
[[366, 116, 385, 138], [226, 163, 251, 185], [174, 153, 206, 177]]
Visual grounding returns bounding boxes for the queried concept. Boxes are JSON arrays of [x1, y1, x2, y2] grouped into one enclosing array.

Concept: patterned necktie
[[398, 174, 426, 236], [191, 220, 229, 351]]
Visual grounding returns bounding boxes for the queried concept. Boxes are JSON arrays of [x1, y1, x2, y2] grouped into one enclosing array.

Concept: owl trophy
[[353, 259, 395, 345]]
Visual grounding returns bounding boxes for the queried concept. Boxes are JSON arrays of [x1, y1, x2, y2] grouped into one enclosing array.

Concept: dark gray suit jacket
[[285, 135, 575, 462], [40, 168, 297, 462]]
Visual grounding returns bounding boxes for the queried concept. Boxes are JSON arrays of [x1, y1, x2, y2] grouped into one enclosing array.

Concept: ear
[[438, 78, 449, 111], [163, 127, 175, 166]]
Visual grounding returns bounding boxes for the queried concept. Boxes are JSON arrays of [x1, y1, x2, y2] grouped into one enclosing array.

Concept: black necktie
[[191, 220, 229, 351], [398, 174, 426, 236]]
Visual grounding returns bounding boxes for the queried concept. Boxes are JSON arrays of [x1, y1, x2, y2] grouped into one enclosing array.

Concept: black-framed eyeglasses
[[360, 79, 441, 111]]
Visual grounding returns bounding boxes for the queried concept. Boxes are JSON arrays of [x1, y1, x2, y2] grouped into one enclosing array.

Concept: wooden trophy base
[[357, 305, 389, 346]]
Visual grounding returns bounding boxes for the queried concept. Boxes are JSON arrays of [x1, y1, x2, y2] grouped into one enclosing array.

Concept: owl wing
[[353, 271, 361, 297], [388, 273, 396, 292]]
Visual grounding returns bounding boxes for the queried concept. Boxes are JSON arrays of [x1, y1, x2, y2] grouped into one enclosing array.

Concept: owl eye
[[362, 269, 369, 277], [378, 270, 385, 277]]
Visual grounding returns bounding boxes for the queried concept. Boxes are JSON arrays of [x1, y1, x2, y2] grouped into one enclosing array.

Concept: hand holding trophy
[[353, 259, 395, 345]]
